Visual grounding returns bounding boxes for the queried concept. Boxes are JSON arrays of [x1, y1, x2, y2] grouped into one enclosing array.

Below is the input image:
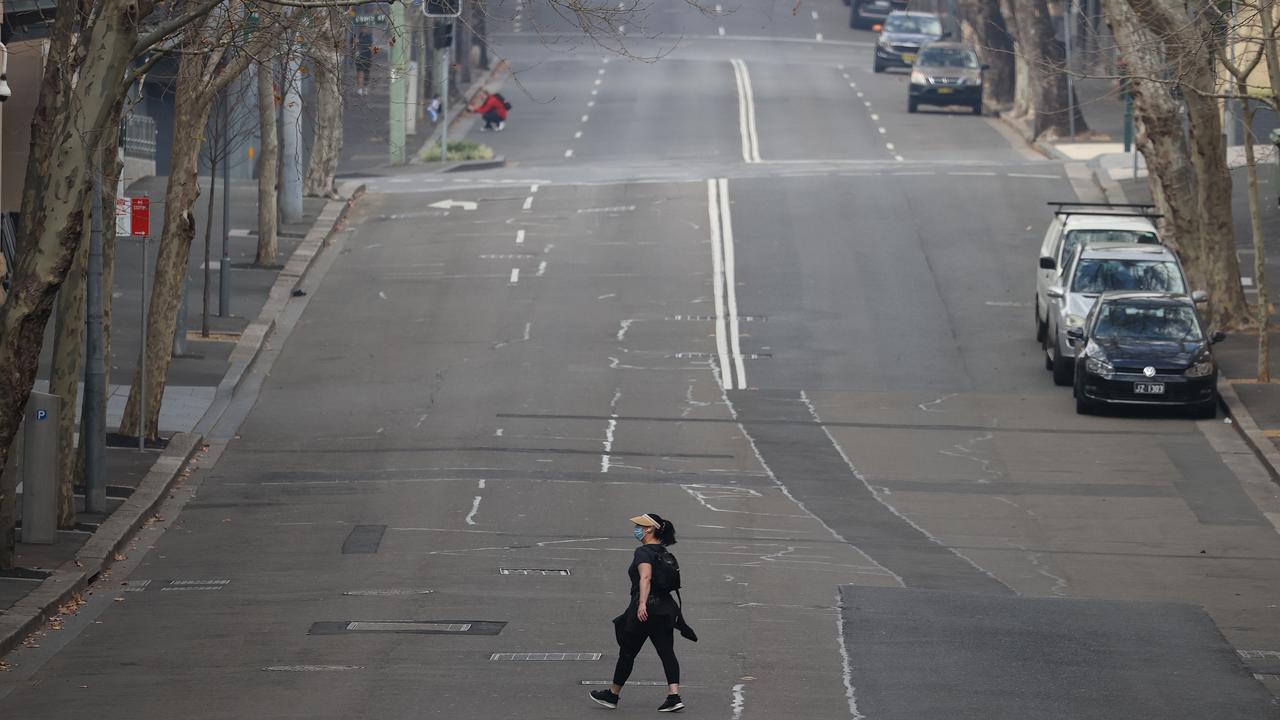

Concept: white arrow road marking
[[428, 199, 478, 210]]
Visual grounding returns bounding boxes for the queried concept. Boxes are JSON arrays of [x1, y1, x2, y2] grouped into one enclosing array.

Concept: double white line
[[730, 59, 761, 164], [707, 178, 748, 390]]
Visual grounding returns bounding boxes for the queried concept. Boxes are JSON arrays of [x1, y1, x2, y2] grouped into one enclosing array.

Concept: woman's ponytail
[[649, 513, 677, 546]]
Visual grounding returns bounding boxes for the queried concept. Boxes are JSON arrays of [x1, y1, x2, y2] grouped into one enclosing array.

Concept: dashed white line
[[877, 127, 887, 134], [509, 268, 520, 283], [949, 171, 998, 176], [479, 478, 487, 487], [811, 10, 819, 19], [594, 78, 602, 85], [1006, 173, 1062, 179], [537, 261, 548, 276], [587, 101, 595, 108], [732, 684, 747, 720], [591, 89, 598, 95], [894, 154, 905, 162], [581, 114, 590, 123], [523, 322, 532, 340], [465, 496, 482, 526], [885, 142, 895, 150], [718, 26, 726, 36], [574, 130, 583, 139], [516, 229, 525, 244], [564, 149, 574, 158], [870, 113, 879, 121], [523, 196, 534, 210], [815, 32, 823, 41], [857, 92, 865, 98], [598, 68, 606, 75], [530, 184, 540, 193]]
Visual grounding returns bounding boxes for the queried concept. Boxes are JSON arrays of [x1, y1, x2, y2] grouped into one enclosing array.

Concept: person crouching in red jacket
[[470, 91, 508, 131]]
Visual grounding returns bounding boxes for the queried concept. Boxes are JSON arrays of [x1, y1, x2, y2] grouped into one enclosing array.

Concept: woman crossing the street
[[590, 513, 689, 713]]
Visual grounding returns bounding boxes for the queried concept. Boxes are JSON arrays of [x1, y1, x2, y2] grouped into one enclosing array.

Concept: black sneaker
[[657, 694, 684, 712], [590, 689, 620, 709]]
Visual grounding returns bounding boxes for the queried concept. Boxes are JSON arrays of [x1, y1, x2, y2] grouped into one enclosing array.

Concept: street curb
[[193, 183, 365, 436], [412, 60, 510, 164], [1219, 379, 1280, 482], [0, 432, 203, 658], [995, 113, 1063, 161], [443, 158, 508, 173]]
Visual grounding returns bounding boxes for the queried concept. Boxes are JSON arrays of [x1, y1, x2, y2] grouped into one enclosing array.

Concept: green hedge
[[420, 141, 495, 162]]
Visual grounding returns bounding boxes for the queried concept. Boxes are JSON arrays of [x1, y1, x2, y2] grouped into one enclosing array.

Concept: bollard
[[20, 392, 58, 544]]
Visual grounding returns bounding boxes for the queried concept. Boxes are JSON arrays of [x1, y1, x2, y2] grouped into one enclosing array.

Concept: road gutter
[[0, 184, 365, 660]]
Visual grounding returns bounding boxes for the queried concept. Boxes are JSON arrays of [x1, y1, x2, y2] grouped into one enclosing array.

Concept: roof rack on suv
[[1046, 201, 1161, 219]]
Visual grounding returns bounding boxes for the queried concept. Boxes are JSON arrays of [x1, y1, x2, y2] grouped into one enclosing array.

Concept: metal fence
[[124, 113, 158, 160]]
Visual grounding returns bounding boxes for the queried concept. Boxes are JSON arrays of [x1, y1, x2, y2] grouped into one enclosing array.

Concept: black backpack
[[650, 546, 681, 594], [494, 92, 512, 111]]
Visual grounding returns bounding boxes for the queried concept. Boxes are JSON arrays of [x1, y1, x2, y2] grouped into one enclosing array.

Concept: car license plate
[[1134, 383, 1165, 395], [901, 53, 916, 63], [936, 87, 953, 94]]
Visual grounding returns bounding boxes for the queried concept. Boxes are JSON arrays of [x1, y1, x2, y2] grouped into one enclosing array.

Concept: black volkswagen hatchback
[[1068, 292, 1224, 418]]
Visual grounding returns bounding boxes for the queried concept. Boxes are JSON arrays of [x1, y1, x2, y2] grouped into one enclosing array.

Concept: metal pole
[[1065, 0, 1075, 141], [390, 0, 407, 164], [84, 155, 106, 513], [139, 212, 148, 451], [220, 91, 231, 316], [280, 48, 304, 223], [441, 41, 450, 162]]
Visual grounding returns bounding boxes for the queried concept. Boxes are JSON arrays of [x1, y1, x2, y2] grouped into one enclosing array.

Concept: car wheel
[[1051, 336, 1073, 386], [908, 98, 918, 113], [874, 60, 885, 73], [1035, 299, 1047, 343], [1193, 398, 1217, 419]]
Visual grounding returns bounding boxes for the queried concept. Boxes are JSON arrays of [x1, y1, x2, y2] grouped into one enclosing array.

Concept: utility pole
[[220, 87, 232, 316], [280, 47, 304, 223], [84, 150, 106, 513], [426, 1, 460, 163], [390, 0, 408, 164], [1065, 0, 1075, 141]]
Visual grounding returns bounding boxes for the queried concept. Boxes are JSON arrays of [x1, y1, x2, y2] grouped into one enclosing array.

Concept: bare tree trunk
[[1240, 99, 1269, 380], [256, 61, 280, 266], [1011, 0, 1088, 138], [475, 0, 490, 71], [0, 0, 140, 567], [958, 0, 1016, 108], [202, 137, 218, 338], [50, 219, 90, 527], [120, 49, 219, 441], [1101, 0, 1205, 280], [304, 12, 343, 199]]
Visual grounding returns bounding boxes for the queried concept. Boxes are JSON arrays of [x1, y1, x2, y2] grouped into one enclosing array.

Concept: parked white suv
[[1034, 203, 1161, 344]]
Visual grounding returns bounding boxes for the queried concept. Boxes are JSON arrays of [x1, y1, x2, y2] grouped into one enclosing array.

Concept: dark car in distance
[[908, 43, 985, 114], [873, 11, 953, 73], [850, 0, 908, 29], [1069, 292, 1224, 418]]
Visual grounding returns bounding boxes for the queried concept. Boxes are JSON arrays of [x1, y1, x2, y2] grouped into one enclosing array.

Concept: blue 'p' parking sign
[[35, 409, 48, 421]]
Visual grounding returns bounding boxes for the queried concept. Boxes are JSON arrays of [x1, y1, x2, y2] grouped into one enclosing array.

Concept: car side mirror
[[1066, 327, 1084, 341], [1039, 256, 1056, 270], [1191, 290, 1208, 303], [1211, 330, 1226, 344], [1046, 286, 1065, 300]]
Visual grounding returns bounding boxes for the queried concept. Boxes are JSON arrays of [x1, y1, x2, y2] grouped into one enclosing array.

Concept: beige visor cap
[[629, 514, 660, 528]]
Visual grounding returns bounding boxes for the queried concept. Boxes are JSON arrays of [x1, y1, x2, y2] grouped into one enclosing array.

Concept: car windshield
[[885, 15, 941, 34], [1070, 259, 1186, 294], [1092, 305, 1203, 341], [1061, 228, 1158, 264], [918, 48, 978, 68]]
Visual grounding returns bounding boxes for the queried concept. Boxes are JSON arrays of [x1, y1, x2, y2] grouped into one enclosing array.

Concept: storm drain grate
[[122, 580, 151, 592], [491, 653, 601, 661], [161, 579, 229, 592], [581, 681, 666, 686], [264, 665, 362, 672], [343, 589, 434, 596], [309, 620, 506, 636], [500, 568, 571, 576]]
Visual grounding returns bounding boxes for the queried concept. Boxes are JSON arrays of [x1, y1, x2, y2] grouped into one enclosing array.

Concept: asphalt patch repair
[[839, 586, 1279, 719]]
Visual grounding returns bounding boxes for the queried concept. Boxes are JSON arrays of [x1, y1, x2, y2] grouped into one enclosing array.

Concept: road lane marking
[[730, 59, 762, 163], [719, 26, 726, 35], [594, 78, 602, 85], [1006, 173, 1061, 179], [564, 149, 574, 158], [537, 261, 548, 276], [948, 171, 997, 176], [895, 155, 905, 162], [707, 180, 734, 387], [510, 268, 520, 283], [732, 683, 747, 720], [574, 130, 583, 139], [587, 100, 595, 107], [870, 113, 879, 121], [591, 89, 598, 95], [598, 68, 606, 75], [811, 9, 819, 19], [516, 229, 525, 244], [530, 184, 539, 193], [523, 196, 534, 210], [465, 496, 482, 525], [581, 114, 590, 122], [816, 32, 823, 41], [718, 178, 748, 388], [877, 127, 887, 134], [602, 389, 621, 473]]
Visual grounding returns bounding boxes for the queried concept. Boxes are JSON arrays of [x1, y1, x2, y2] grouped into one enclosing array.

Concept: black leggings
[[483, 110, 503, 128], [613, 614, 680, 686]]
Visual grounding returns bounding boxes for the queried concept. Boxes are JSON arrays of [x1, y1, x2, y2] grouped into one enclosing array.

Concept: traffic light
[[433, 22, 454, 48], [425, 0, 461, 17]]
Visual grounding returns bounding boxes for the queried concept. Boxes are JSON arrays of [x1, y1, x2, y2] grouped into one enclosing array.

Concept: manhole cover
[[500, 568, 571, 576], [346, 622, 471, 633], [491, 653, 601, 661]]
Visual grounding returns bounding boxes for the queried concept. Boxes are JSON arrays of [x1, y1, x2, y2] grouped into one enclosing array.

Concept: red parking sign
[[130, 198, 150, 237]]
